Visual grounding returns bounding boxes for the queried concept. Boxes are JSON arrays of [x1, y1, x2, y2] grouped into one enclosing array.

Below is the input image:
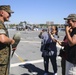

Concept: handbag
[[58, 47, 66, 59], [42, 50, 49, 57], [42, 50, 53, 57]]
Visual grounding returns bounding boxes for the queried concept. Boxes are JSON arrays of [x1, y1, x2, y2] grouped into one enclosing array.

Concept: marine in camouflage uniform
[[0, 5, 15, 75], [0, 21, 10, 75]]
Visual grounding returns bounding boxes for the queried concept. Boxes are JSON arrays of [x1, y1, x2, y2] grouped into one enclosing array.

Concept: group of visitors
[[39, 14, 76, 75], [0, 4, 76, 75]]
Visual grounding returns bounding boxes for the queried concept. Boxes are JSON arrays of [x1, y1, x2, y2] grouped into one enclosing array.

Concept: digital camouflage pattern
[[0, 5, 14, 13], [0, 21, 11, 75]]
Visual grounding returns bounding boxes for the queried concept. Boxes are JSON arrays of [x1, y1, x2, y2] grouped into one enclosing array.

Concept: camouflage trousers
[[0, 48, 10, 75], [0, 65, 8, 75]]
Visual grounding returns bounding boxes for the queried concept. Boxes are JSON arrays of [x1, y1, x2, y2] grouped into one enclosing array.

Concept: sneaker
[[54, 73, 57, 75], [44, 73, 48, 75]]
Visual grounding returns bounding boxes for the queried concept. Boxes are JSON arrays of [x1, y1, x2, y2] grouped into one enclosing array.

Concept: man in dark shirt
[[64, 14, 76, 75]]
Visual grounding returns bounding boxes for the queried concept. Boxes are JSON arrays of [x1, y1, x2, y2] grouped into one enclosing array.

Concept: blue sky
[[0, 0, 76, 24]]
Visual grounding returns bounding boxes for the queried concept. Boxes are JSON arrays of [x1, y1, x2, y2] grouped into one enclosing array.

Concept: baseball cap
[[64, 14, 76, 21], [0, 5, 14, 13]]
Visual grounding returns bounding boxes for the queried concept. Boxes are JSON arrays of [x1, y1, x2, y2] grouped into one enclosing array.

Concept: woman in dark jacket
[[39, 26, 59, 75]]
